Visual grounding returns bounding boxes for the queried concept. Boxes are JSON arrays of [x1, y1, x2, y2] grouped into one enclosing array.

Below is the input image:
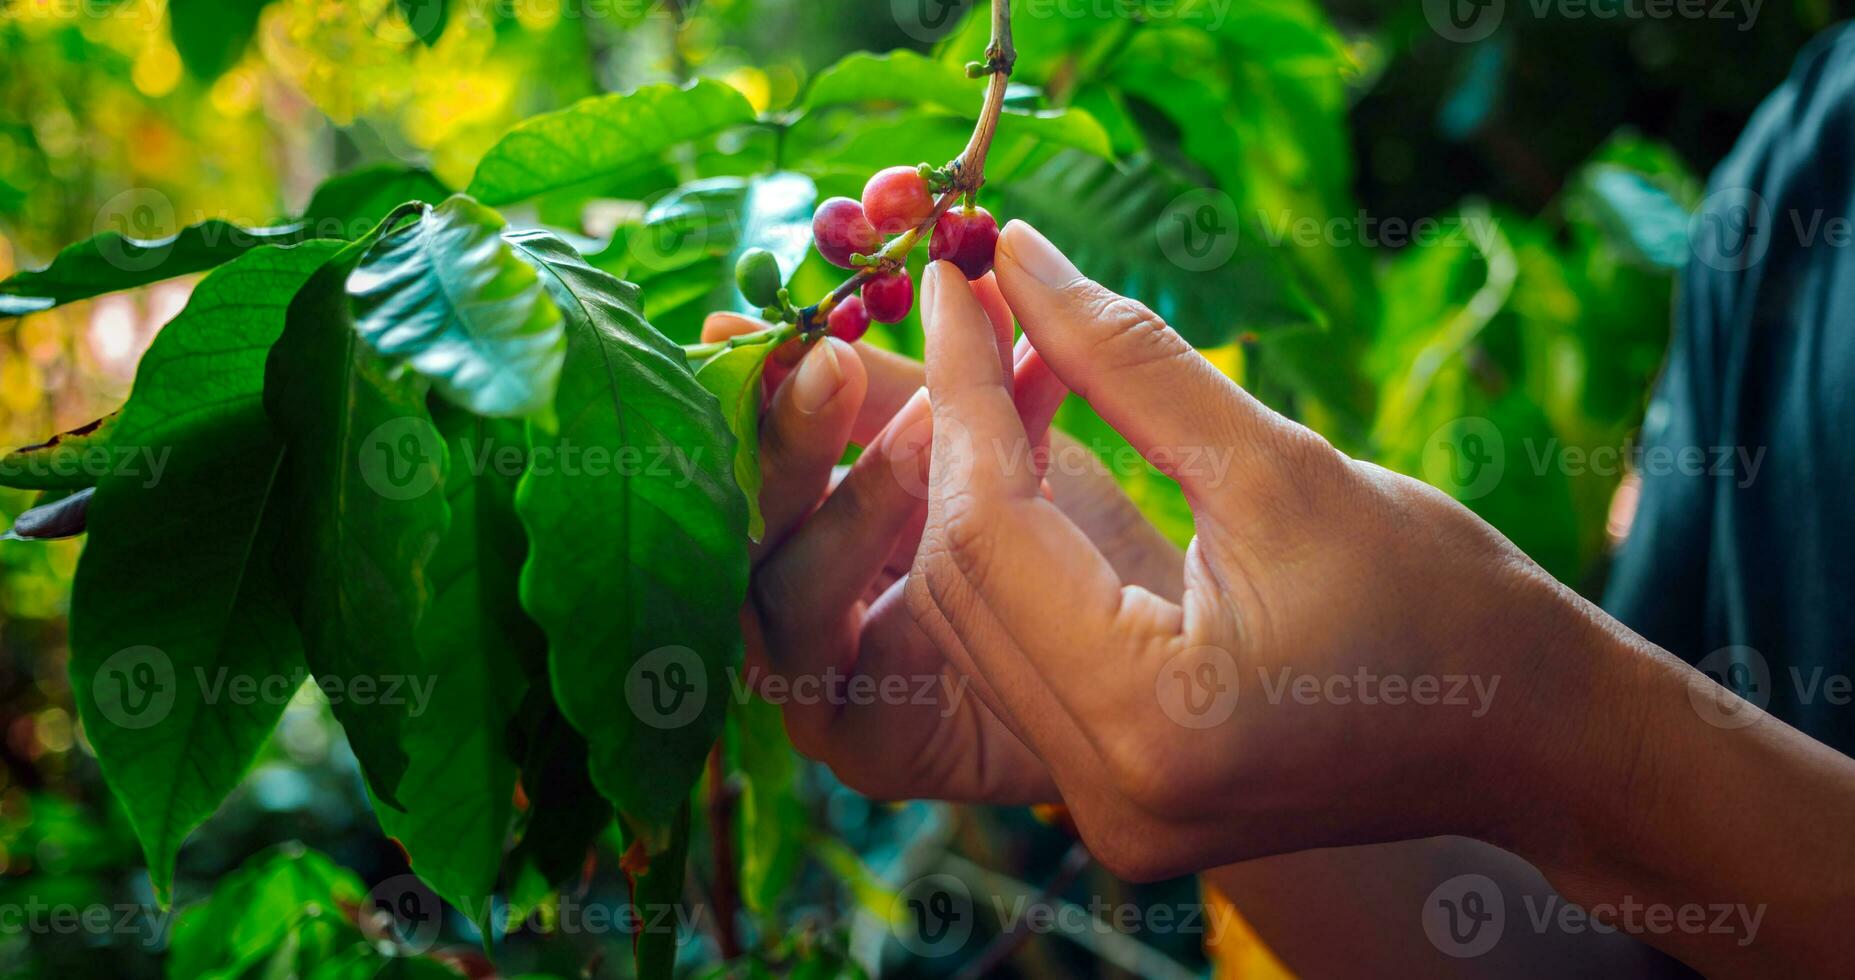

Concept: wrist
[[1477, 598, 1855, 975]]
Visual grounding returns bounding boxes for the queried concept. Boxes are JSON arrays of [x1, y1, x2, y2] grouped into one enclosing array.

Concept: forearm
[[1498, 597, 1855, 976], [1203, 838, 1683, 977]]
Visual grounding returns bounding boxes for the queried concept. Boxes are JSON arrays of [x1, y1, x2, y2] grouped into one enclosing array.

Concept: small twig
[[706, 746, 744, 960], [950, 841, 1090, 980], [681, 321, 796, 362]]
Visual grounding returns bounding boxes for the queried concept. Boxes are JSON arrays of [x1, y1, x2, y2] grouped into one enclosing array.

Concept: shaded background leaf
[[69, 242, 341, 904]]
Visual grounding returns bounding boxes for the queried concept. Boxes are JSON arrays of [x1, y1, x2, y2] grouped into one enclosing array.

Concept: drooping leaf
[[505, 691, 613, 913], [625, 802, 692, 980], [996, 152, 1322, 346], [504, 230, 749, 830], [265, 223, 452, 812], [2, 487, 92, 540], [467, 80, 758, 207], [347, 196, 567, 418], [167, 0, 274, 81], [694, 341, 774, 541], [0, 412, 119, 490], [371, 402, 539, 932], [802, 50, 1112, 159], [69, 242, 342, 905], [302, 164, 452, 236], [0, 219, 309, 317]]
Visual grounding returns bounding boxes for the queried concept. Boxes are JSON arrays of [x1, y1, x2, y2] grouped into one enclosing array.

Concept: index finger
[[914, 262, 1173, 728]]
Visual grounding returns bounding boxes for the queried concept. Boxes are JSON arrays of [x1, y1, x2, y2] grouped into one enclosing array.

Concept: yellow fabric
[[1203, 880, 1297, 979]]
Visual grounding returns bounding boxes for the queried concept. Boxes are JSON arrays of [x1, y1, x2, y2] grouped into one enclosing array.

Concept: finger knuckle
[[1245, 423, 1351, 529], [1102, 731, 1200, 817], [1085, 831, 1174, 884], [937, 500, 996, 589], [903, 569, 943, 631], [1085, 294, 1194, 376]]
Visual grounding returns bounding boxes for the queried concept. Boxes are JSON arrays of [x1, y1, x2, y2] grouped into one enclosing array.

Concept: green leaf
[[396, 0, 448, 46], [996, 152, 1322, 346], [601, 173, 816, 344], [69, 242, 341, 905], [168, 0, 274, 81], [372, 402, 539, 932], [505, 691, 612, 912], [803, 50, 1112, 159], [505, 230, 749, 829], [1370, 204, 1517, 448], [694, 342, 773, 541], [167, 843, 366, 980], [729, 696, 803, 913], [0, 412, 119, 490], [1570, 166, 1692, 270], [302, 164, 451, 236], [0, 218, 309, 317], [265, 226, 452, 811], [627, 802, 692, 980], [347, 196, 567, 418], [804, 50, 982, 112], [467, 80, 757, 207]]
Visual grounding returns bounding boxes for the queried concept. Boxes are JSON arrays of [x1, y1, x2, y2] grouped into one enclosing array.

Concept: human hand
[[902, 221, 1638, 880], [699, 278, 1062, 804]]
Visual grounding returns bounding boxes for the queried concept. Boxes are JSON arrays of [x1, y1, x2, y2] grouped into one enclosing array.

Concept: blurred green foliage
[[1, 0, 1851, 976]]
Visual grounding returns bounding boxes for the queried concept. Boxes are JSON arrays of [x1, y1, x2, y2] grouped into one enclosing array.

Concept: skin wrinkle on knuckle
[[1087, 294, 1193, 373], [936, 498, 998, 593]]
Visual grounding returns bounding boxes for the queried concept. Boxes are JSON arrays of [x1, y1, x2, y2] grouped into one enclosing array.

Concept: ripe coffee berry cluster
[[809, 165, 1000, 339]]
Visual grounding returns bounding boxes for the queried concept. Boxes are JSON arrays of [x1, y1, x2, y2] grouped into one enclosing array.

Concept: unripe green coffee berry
[[734, 248, 782, 308]]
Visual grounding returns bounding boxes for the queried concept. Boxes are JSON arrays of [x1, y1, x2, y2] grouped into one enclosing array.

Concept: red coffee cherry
[[861, 166, 935, 236], [860, 271, 914, 323], [827, 294, 871, 342], [812, 197, 881, 270], [928, 205, 1000, 280]]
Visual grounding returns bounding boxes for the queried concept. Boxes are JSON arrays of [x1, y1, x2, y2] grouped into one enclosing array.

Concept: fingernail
[[920, 261, 944, 327], [1000, 220, 1080, 288], [792, 338, 846, 415]]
